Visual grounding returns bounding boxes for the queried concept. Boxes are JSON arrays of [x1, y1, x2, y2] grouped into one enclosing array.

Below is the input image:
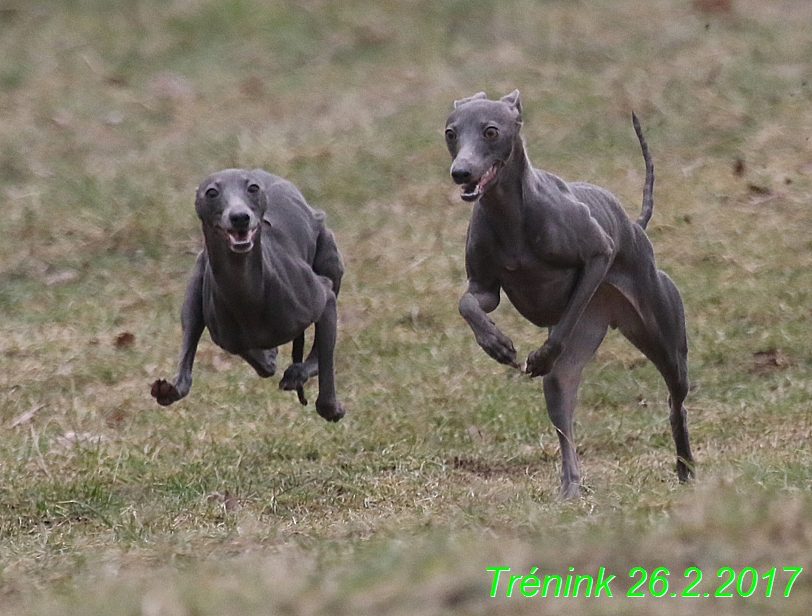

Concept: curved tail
[[632, 112, 654, 229]]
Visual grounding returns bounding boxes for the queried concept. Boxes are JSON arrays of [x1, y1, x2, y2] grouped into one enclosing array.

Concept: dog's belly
[[500, 267, 579, 328], [204, 303, 311, 354]]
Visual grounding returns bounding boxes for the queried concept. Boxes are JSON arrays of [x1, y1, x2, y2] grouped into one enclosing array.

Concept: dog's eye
[[445, 128, 456, 142], [247, 183, 260, 194], [205, 187, 219, 199], [483, 126, 499, 140]]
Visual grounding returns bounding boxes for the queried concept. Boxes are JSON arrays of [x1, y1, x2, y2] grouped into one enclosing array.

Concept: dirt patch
[[751, 348, 794, 374]]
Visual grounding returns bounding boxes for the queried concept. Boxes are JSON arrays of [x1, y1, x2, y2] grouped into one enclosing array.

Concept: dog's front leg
[[151, 256, 206, 405], [459, 280, 521, 369], [527, 215, 614, 377]]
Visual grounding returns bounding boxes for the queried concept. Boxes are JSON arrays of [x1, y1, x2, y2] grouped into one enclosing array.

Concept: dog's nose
[[229, 212, 251, 229], [451, 167, 472, 185]]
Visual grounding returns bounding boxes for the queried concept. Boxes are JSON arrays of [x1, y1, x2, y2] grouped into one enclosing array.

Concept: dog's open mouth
[[220, 226, 258, 253], [460, 163, 501, 202]]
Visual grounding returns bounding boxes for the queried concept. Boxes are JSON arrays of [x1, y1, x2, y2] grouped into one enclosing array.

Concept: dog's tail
[[632, 112, 654, 230]]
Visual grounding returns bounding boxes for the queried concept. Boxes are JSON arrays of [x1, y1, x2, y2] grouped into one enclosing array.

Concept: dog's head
[[195, 169, 267, 254], [444, 90, 522, 202]]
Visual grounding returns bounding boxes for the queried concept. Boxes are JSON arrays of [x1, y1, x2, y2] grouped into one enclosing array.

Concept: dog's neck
[[478, 136, 532, 230], [203, 226, 268, 310]]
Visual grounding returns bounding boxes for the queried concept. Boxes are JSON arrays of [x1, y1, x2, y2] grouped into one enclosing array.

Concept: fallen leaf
[[115, 332, 135, 349], [747, 184, 771, 195], [106, 407, 128, 427]]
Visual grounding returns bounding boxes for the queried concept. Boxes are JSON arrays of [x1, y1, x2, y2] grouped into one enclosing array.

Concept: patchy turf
[[1, 0, 811, 613]]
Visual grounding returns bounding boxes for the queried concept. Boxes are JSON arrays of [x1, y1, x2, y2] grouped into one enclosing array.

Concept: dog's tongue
[[227, 227, 257, 253], [460, 164, 499, 202]]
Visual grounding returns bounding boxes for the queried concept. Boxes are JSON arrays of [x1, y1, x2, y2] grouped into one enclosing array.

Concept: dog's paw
[[677, 456, 695, 483], [477, 330, 520, 369], [280, 363, 312, 406], [295, 386, 308, 406], [280, 363, 310, 390], [525, 341, 563, 377], [151, 379, 182, 406], [557, 481, 582, 501], [316, 399, 345, 423]]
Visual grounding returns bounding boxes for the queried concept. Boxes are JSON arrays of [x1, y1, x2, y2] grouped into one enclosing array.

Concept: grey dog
[[445, 91, 693, 498], [151, 168, 345, 422]]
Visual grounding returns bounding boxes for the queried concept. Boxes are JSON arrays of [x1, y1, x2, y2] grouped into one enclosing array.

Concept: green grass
[[2, 0, 812, 613]]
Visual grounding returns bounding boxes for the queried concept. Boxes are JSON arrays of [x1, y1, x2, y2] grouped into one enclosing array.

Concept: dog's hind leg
[[312, 280, 345, 422], [542, 294, 610, 499], [614, 273, 694, 483], [280, 226, 343, 399]]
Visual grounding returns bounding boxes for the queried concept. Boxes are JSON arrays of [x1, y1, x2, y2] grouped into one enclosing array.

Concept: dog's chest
[[498, 251, 580, 328]]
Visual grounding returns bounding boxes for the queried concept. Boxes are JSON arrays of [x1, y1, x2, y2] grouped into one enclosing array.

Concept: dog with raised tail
[[445, 91, 693, 498]]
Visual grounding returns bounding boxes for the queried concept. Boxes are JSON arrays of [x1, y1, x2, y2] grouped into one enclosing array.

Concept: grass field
[[1, 0, 812, 613]]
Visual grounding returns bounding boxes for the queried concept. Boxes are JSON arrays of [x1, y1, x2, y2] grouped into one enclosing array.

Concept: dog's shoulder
[[255, 171, 326, 224], [534, 168, 571, 195], [254, 170, 301, 202], [525, 168, 585, 215], [528, 169, 630, 228], [249, 172, 321, 231]]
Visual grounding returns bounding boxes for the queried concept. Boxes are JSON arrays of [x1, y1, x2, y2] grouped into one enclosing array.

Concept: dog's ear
[[500, 90, 522, 120], [453, 92, 488, 109]]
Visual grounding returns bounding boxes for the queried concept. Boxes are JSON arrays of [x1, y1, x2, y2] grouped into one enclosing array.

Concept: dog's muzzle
[[219, 225, 258, 253], [456, 162, 501, 202]]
